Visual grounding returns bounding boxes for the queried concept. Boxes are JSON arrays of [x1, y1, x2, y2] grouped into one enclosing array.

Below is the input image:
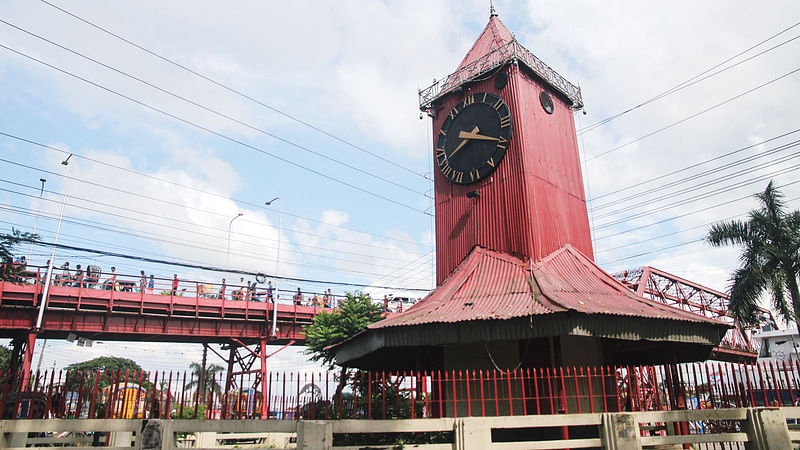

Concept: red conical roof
[[456, 15, 515, 72]]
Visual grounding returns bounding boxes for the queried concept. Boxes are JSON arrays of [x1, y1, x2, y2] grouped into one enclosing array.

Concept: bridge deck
[[0, 277, 342, 344]]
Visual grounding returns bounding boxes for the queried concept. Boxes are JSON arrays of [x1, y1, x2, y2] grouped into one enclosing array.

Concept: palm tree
[[706, 181, 800, 327], [186, 362, 224, 395]]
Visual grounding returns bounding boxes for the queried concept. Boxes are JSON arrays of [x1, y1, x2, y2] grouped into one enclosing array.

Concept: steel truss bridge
[[0, 266, 346, 418], [614, 266, 777, 361]]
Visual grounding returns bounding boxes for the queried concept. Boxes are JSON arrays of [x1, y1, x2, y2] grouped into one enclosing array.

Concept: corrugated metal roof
[[456, 16, 514, 73], [532, 246, 716, 323], [371, 245, 726, 330]]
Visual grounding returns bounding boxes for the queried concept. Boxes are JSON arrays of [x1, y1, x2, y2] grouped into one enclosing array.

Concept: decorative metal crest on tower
[[418, 40, 583, 111]]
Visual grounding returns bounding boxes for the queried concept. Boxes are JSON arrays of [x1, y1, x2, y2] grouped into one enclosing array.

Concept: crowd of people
[[5, 257, 348, 308], [7, 257, 423, 314]]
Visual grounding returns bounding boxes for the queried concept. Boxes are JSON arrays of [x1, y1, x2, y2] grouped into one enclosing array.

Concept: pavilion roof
[[370, 245, 724, 329]]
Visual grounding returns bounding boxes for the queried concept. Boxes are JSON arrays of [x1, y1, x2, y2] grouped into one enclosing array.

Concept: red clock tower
[[333, 10, 727, 374], [424, 11, 593, 284]]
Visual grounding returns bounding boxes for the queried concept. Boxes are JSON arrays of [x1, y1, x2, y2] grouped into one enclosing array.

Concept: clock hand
[[449, 126, 479, 158], [458, 130, 500, 141]]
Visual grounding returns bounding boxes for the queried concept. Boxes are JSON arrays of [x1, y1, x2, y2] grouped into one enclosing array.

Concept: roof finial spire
[[489, 0, 498, 17]]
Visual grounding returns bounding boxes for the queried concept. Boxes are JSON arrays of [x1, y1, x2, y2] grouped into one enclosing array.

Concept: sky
[[1, 0, 799, 374]]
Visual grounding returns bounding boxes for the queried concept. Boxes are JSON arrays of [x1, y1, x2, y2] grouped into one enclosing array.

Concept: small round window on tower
[[540, 91, 554, 114]]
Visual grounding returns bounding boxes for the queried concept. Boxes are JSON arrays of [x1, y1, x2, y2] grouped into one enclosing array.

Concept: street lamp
[[226, 213, 244, 267], [265, 197, 282, 338], [34, 157, 71, 374], [27, 178, 46, 260], [36, 155, 72, 330]]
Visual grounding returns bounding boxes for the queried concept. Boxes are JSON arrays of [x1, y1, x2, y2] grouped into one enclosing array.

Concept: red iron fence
[[2, 360, 798, 421]]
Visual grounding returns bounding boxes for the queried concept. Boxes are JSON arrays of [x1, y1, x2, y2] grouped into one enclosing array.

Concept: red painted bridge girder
[[615, 266, 777, 362], [0, 280, 320, 344]]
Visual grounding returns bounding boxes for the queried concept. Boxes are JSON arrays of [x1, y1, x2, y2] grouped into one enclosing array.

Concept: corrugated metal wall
[[432, 63, 593, 285]]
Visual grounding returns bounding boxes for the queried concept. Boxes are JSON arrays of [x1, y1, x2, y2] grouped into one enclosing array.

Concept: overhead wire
[[578, 21, 800, 134], [0, 19, 427, 198], [592, 142, 800, 219], [596, 192, 800, 256], [0, 43, 430, 215], [3, 208, 435, 292], [24, 238, 432, 292], [0, 158, 431, 258], [589, 128, 800, 202], [585, 66, 800, 161], [593, 179, 800, 241], [0, 131, 432, 249], [592, 162, 800, 230], [0, 198, 427, 277], [38, 0, 427, 180]]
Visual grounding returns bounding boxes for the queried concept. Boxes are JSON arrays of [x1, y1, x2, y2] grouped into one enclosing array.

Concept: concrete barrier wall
[[2, 407, 799, 449]]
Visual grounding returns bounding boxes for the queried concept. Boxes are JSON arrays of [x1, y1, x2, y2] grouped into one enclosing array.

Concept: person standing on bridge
[[294, 287, 303, 306], [218, 278, 227, 300], [58, 261, 70, 286], [172, 274, 179, 296], [267, 280, 274, 303], [72, 264, 84, 288], [104, 266, 117, 291], [147, 274, 154, 294]]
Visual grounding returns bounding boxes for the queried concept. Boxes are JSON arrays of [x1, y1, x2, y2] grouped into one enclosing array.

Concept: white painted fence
[[3, 407, 800, 449]]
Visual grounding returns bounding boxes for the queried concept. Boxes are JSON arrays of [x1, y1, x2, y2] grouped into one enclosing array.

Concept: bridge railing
[[9, 264, 350, 306], [3, 360, 800, 422], [2, 264, 411, 314]]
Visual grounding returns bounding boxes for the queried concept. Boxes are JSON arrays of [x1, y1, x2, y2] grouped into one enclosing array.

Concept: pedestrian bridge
[[0, 266, 337, 345]]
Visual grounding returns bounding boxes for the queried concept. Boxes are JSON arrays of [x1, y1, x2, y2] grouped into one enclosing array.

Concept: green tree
[[0, 345, 10, 371], [186, 361, 224, 395], [304, 291, 384, 367], [65, 356, 151, 390], [706, 181, 800, 327], [304, 291, 384, 416], [0, 228, 37, 283]]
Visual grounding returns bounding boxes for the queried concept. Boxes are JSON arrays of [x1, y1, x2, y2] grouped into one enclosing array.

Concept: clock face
[[435, 92, 512, 184]]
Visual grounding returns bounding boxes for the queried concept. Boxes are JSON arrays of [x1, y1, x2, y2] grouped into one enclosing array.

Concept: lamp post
[[33, 157, 71, 377], [226, 213, 244, 267], [36, 156, 72, 330], [27, 178, 46, 260], [265, 197, 282, 338]]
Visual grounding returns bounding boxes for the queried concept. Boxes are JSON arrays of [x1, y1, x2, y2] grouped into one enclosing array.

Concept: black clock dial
[[435, 92, 512, 185]]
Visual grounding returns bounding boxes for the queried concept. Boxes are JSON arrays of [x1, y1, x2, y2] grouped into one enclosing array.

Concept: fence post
[[138, 419, 173, 450], [0, 421, 27, 449], [743, 408, 792, 450], [454, 417, 491, 450], [296, 420, 332, 450], [600, 412, 641, 450]]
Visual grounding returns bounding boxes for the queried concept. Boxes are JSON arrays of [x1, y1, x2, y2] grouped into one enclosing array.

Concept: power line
[[0, 197, 427, 277], [578, 21, 800, 134], [589, 128, 800, 202], [603, 238, 704, 264], [0, 159, 431, 258], [0, 19, 427, 198], [592, 143, 800, 219], [0, 43, 430, 215], [596, 192, 800, 256], [593, 179, 800, 241], [585, 66, 800, 161], [38, 0, 428, 180], [593, 162, 800, 230], [0, 131, 431, 249], [22, 237, 431, 292]]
